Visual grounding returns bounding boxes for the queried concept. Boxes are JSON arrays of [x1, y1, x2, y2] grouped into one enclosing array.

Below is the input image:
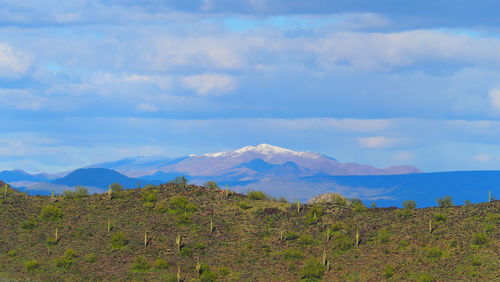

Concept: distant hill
[[51, 168, 159, 189]]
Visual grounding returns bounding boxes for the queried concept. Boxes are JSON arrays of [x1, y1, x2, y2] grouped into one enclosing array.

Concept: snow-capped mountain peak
[[204, 144, 320, 159]]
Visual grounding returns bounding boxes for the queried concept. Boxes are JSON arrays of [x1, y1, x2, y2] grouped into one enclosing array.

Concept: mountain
[[51, 168, 158, 189], [91, 144, 420, 179], [0, 169, 49, 182]]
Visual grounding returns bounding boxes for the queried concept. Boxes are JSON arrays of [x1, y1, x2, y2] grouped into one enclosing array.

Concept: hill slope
[[0, 181, 498, 281]]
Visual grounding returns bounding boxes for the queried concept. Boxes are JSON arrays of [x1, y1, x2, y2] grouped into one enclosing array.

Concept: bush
[[153, 258, 169, 270], [63, 186, 89, 199], [166, 196, 197, 215], [142, 190, 158, 208], [110, 183, 123, 192], [304, 206, 324, 225], [350, 198, 367, 212], [203, 181, 219, 190], [39, 205, 63, 221], [417, 273, 435, 282], [403, 200, 416, 209], [424, 246, 443, 259], [111, 232, 128, 250], [21, 218, 38, 230], [54, 249, 77, 269], [169, 176, 188, 185], [300, 259, 325, 281], [331, 232, 352, 253], [24, 259, 40, 271], [84, 253, 97, 263], [383, 265, 395, 278], [433, 213, 446, 221], [131, 256, 150, 272], [282, 249, 304, 260], [7, 249, 17, 257], [377, 228, 391, 243], [247, 190, 269, 200], [284, 231, 299, 241], [472, 233, 488, 246], [298, 235, 316, 246], [436, 195, 453, 207]]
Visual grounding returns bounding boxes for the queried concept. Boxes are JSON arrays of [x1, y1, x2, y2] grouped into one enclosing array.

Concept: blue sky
[[1, 0, 500, 173]]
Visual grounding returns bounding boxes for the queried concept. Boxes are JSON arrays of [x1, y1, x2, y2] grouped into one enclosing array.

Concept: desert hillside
[[0, 181, 498, 281]]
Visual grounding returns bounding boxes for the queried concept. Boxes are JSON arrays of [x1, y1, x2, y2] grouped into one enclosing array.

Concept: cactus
[[296, 200, 301, 214], [196, 260, 202, 277], [279, 229, 284, 241], [326, 228, 331, 241], [107, 219, 112, 233], [177, 265, 181, 282], [144, 231, 148, 247], [429, 219, 433, 234], [108, 185, 112, 200], [51, 191, 55, 203], [225, 185, 230, 198], [355, 228, 360, 246], [3, 184, 7, 197], [322, 249, 327, 266], [209, 218, 215, 234], [55, 227, 58, 242], [176, 234, 182, 252]]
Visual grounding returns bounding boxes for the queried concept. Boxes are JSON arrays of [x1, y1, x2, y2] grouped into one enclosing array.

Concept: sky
[[1, 0, 500, 173]]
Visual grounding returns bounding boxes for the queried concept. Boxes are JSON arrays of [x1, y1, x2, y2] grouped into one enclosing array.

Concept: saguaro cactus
[[51, 191, 55, 203], [107, 219, 112, 233], [177, 265, 181, 282], [3, 184, 7, 197], [209, 218, 215, 234], [296, 200, 301, 214], [196, 260, 202, 277], [176, 234, 182, 252], [429, 219, 433, 234], [279, 229, 284, 241], [326, 228, 331, 241], [144, 231, 148, 247], [225, 185, 230, 198], [108, 185, 113, 200], [355, 228, 360, 246], [55, 227, 59, 242]]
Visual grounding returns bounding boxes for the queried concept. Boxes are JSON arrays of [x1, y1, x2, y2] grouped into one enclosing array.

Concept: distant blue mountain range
[[1, 144, 498, 207]]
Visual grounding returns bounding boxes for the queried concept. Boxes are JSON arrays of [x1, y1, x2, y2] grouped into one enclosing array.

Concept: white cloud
[[488, 89, 500, 112], [474, 153, 491, 162], [358, 136, 396, 148], [182, 73, 237, 95], [136, 103, 158, 112], [392, 151, 414, 162], [0, 43, 31, 78]]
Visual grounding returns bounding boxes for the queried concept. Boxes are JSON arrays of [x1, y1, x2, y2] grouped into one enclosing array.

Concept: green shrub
[[153, 258, 169, 270], [110, 183, 123, 192], [299, 259, 325, 281], [377, 228, 391, 243], [472, 233, 488, 246], [192, 263, 217, 282], [180, 246, 192, 256], [239, 202, 253, 210], [398, 240, 410, 249], [298, 234, 316, 246], [169, 176, 188, 185], [203, 181, 219, 189], [39, 205, 63, 221], [63, 186, 89, 199], [166, 196, 197, 215], [7, 249, 17, 257], [433, 213, 446, 221], [284, 231, 299, 241], [331, 222, 345, 231], [436, 195, 453, 207], [21, 218, 38, 230], [24, 259, 40, 271], [417, 273, 435, 282], [304, 206, 324, 225], [247, 190, 269, 200], [396, 209, 412, 218], [383, 265, 395, 278], [111, 232, 128, 250], [332, 232, 352, 253], [142, 190, 158, 208], [424, 246, 443, 259], [84, 253, 97, 263], [282, 249, 304, 260], [350, 198, 367, 212], [403, 200, 416, 209], [131, 256, 150, 272], [54, 249, 77, 269]]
